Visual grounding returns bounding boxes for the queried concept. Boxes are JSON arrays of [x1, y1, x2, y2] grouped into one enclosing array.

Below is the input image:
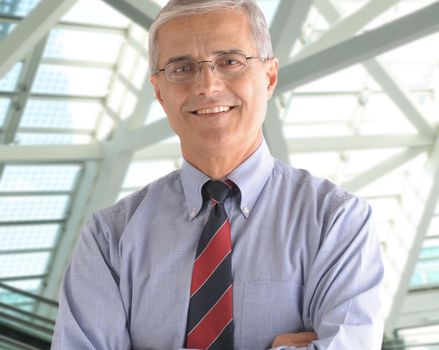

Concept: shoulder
[[271, 159, 370, 220], [89, 169, 182, 241]]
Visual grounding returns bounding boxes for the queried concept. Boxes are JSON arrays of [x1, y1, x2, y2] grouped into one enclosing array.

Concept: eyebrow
[[165, 55, 194, 65], [212, 49, 246, 55], [164, 49, 247, 65]]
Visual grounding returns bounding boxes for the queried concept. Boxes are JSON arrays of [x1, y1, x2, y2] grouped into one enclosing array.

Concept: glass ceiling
[[0, 0, 439, 346]]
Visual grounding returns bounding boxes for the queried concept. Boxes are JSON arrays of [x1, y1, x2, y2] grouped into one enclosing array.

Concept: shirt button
[[243, 207, 250, 214], [190, 210, 196, 218]]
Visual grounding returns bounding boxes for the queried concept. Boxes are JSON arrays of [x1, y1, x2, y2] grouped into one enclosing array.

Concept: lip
[[189, 105, 237, 116]]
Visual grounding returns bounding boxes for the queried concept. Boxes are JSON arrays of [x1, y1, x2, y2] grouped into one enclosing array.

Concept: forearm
[[51, 218, 131, 350]]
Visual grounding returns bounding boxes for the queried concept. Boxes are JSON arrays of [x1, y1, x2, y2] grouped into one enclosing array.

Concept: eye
[[216, 55, 246, 71], [169, 61, 197, 75], [224, 59, 239, 66]]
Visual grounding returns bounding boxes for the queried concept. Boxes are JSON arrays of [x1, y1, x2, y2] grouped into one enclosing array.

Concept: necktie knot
[[203, 180, 234, 204]]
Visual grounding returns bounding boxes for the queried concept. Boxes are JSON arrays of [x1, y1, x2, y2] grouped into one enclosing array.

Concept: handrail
[[0, 302, 55, 325], [0, 335, 42, 350], [0, 283, 58, 307], [0, 311, 53, 334]]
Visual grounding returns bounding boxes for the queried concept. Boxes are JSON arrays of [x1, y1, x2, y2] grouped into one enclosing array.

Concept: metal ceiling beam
[[0, 37, 48, 146], [0, 0, 79, 79], [41, 57, 115, 69], [314, 0, 436, 138], [264, 0, 314, 164], [364, 61, 435, 138], [295, 0, 401, 62], [276, 2, 439, 94], [2, 133, 432, 162], [0, 191, 71, 197], [0, 274, 46, 282], [342, 147, 427, 192], [286, 134, 433, 153], [102, 0, 161, 30], [0, 248, 52, 255], [395, 289, 439, 330], [0, 220, 64, 226], [263, 100, 290, 163], [134, 142, 181, 159], [0, 144, 102, 162], [0, 13, 127, 34], [385, 137, 439, 334], [270, 0, 314, 63], [116, 118, 174, 153], [17, 127, 93, 135]]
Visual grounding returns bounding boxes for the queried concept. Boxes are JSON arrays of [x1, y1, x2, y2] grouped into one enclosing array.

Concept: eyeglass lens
[[164, 53, 250, 83]]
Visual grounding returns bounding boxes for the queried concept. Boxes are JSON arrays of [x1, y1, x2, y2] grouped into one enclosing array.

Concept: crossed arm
[[272, 332, 317, 348], [52, 196, 384, 349]]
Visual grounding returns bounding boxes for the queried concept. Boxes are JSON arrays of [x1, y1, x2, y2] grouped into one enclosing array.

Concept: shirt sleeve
[[51, 215, 131, 350], [270, 195, 384, 350]]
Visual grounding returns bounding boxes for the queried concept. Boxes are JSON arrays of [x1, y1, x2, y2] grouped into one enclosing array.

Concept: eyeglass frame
[[154, 52, 269, 83]]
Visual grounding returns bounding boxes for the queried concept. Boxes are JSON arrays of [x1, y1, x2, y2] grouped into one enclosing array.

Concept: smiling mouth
[[192, 106, 235, 116]]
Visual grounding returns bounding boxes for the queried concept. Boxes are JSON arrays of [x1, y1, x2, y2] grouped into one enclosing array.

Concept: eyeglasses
[[155, 53, 267, 83]]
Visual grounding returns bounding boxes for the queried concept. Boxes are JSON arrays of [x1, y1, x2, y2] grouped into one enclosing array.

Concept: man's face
[[150, 9, 278, 160]]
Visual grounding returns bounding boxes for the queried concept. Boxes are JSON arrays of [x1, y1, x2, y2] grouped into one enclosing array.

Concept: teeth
[[195, 106, 230, 115]]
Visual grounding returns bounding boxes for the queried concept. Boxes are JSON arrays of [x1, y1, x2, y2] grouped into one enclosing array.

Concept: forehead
[[156, 9, 256, 62]]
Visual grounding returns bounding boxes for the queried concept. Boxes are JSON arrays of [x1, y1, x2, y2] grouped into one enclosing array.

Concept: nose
[[192, 62, 223, 96]]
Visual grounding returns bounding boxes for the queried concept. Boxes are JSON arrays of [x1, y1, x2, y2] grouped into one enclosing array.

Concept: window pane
[[0, 196, 69, 222], [0, 0, 40, 16], [0, 164, 81, 192], [0, 279, 42, 305], [1, 279, 42, 293], [0, 224, 59, 250], [44, 28, 124, 63], [15, 132, 92, 145], [0, 22, 14, 40], [0, 252, 50, 278], [20, 99, 101, 130], [256, 0, 280, 26], [285, 95, 358, 123], [411, 239, 439, 288], [123, 160, 176, 188], [295, 65, 369, 93], [360, 94, 417, 134], [32, 64, 112, 97], [0, 63, 22, 92], [61, 0, 130, 27]]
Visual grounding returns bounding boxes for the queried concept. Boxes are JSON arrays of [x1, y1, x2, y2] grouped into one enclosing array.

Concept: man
[[52, 1, 384, 349]]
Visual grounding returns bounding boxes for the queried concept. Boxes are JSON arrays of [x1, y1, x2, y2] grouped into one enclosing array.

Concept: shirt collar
[[180, 139, 274, 220]]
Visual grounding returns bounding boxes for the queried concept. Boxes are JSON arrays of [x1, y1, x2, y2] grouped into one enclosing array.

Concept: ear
[[265, 57, 279, 100], [150, 74, 165, 107]]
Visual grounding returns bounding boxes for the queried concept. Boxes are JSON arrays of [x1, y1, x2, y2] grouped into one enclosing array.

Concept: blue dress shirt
[[51, 140, 384, 350]]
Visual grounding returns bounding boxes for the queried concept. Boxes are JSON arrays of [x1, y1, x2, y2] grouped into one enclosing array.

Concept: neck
[[182, 135, 262, 180]]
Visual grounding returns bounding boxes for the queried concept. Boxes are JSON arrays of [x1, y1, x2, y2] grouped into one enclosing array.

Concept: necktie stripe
[[191, 248, 231, 297], [195, 219, 228, 261], [186, 286, 233, 349], [188, 285, 232, 337], [196, 207, 227, 256], [186, 252, 232, 332], [191, 221, 231, 295], [207, 319, 234, 350]]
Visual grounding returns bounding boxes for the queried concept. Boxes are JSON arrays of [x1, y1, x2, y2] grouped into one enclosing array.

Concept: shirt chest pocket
[[240, 280, 305, 350]]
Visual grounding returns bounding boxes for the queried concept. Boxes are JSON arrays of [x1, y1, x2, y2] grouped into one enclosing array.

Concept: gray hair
[[148, 0, 273, 73]]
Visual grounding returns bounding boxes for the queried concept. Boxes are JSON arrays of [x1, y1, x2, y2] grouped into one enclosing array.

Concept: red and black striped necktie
[[186, 180, 235, 350]]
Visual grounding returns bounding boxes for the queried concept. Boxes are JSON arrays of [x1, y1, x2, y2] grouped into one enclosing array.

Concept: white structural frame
[[0, 0, 79, 78]]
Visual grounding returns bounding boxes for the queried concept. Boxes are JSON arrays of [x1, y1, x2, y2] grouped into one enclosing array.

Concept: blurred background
[[0, 0, 438, 348]]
